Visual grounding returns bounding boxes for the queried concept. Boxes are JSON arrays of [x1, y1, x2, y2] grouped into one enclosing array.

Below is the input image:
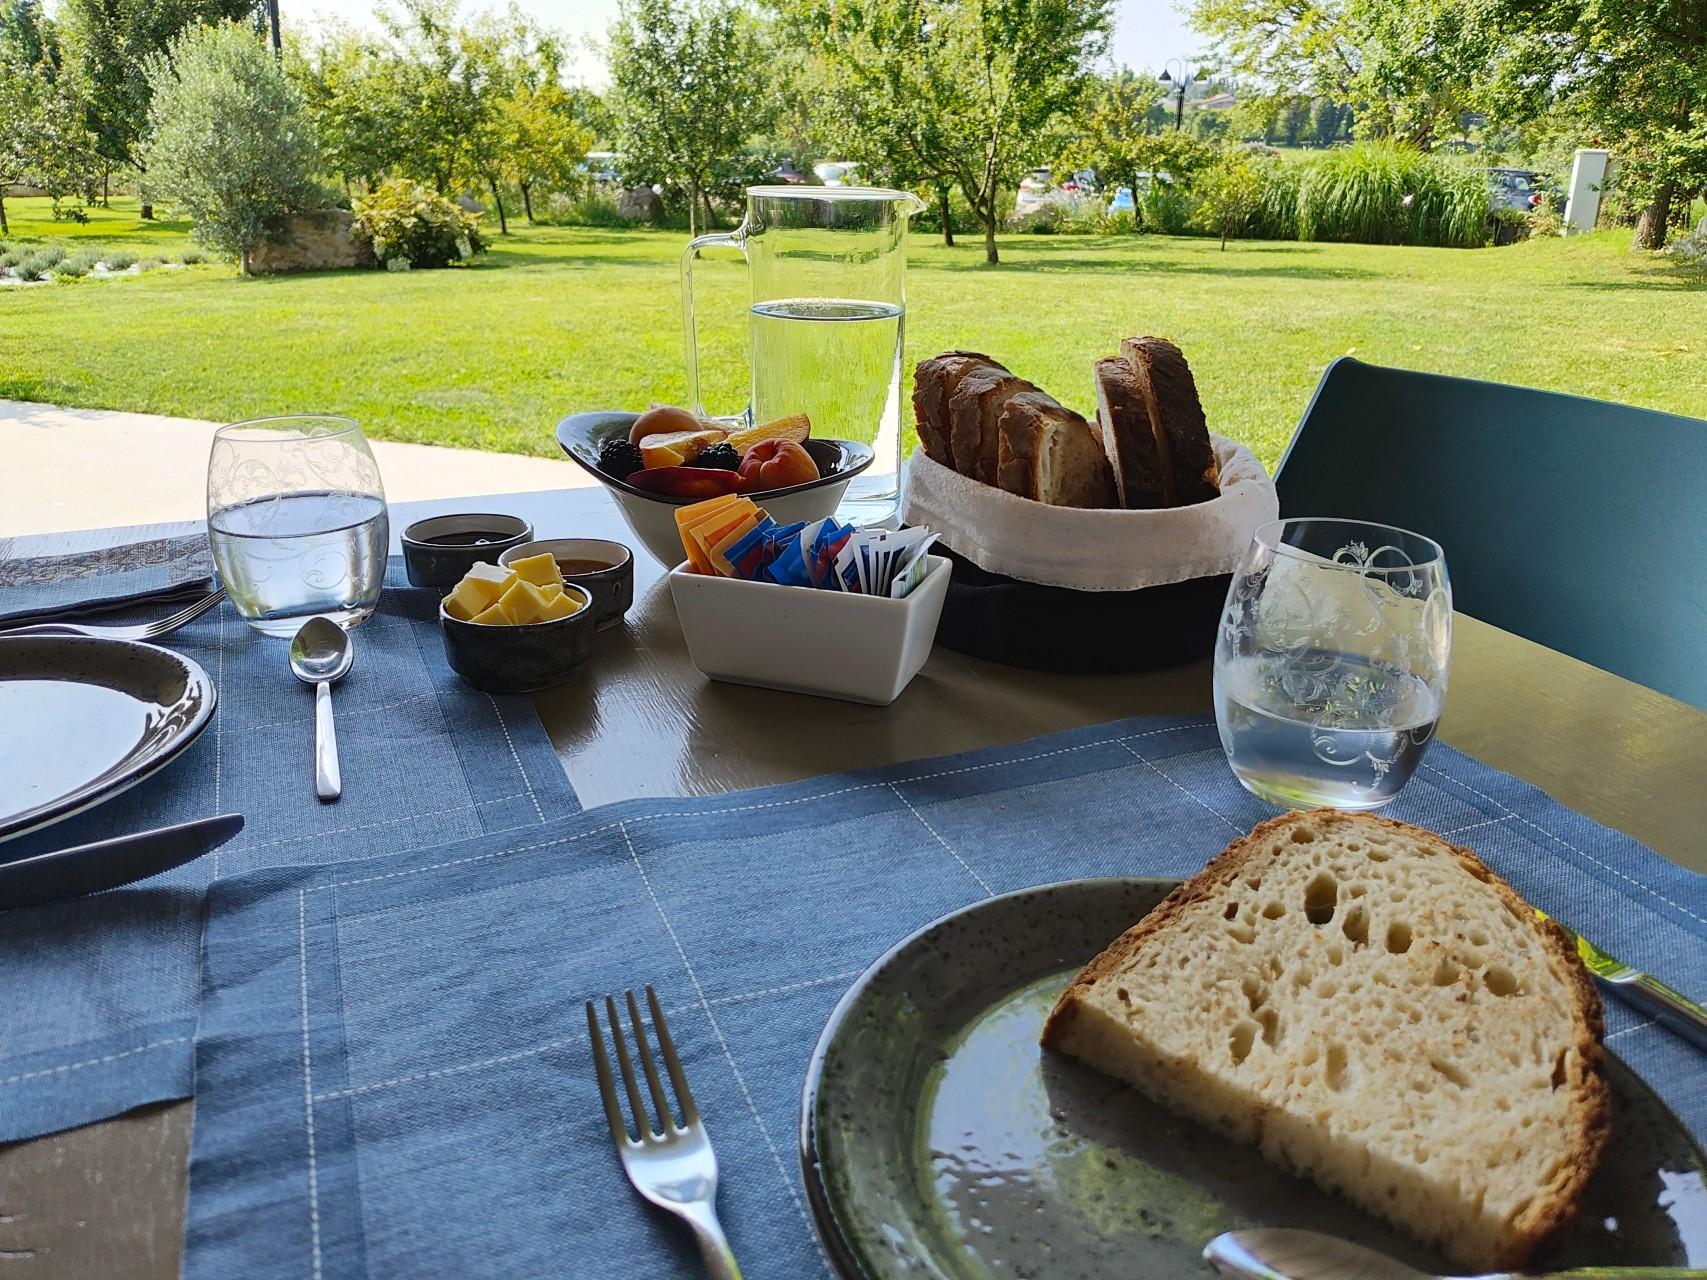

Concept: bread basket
[[901, 436, 1279, 672]]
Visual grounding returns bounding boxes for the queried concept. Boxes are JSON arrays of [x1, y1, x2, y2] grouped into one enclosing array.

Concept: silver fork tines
[[0, 587, 227, 641], [587, 986, 742, 1279]]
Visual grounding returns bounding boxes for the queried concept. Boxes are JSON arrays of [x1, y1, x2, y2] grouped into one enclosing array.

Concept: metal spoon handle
[[315, 679, 341, 801]]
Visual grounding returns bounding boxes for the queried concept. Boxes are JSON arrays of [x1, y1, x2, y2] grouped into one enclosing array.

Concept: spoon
[[289, 617, 353, 802], [1204, 1228, 1701, 1279]]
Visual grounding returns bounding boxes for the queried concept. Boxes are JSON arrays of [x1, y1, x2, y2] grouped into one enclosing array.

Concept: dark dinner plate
[[801, 878, 1707, 1279], [0, 637, 216, 843]]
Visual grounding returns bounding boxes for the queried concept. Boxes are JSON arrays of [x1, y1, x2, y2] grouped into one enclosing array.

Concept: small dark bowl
[[499, 538, 634, 631], [403, 514, 534, 592], [438, 583, 594, 694]]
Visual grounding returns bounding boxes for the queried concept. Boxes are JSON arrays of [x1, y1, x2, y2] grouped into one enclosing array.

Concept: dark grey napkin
[[0, 534, 213, 625]]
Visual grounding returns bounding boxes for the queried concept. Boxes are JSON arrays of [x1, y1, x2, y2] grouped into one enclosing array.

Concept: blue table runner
[[186, 716, 1706, 1279], [0, 558, 580, 1142]]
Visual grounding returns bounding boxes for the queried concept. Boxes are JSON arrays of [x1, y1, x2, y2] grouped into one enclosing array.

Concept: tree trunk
[[140, 203, 154, 220], [0, 193, 8, 237], [701, 187, 718, 231], [487, 176, 508, 235], [102, 168, 110, 206], [1220, 226, 1228, 250], [521, 182, 534, 223], [938, 185, 954, 247], [982, 204, 998, 264], [1632, 182, 1676, 250], [687, 182, 700, 237]]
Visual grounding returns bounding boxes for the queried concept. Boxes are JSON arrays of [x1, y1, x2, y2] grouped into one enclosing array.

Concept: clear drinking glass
[[1213, 518, 1451, 810], [681, 185, 928, 527], [206, 416, 389, 637]]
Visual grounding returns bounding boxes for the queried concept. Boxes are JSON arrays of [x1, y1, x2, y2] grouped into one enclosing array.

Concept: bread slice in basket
[[1120, 336, 1221, 506], [1042, 810, 1610, 1272], [948, 366, 1038, 485], [1093, 357, 1170, 509], [912, 351, 1007, 471], [996, 390, 1116, 508]]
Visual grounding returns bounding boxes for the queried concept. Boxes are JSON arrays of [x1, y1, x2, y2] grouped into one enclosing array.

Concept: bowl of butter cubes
[[666, 494, 950, 705], [438, 552, 595, 693]]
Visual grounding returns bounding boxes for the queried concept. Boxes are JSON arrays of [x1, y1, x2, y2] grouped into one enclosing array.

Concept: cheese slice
[[690, 508, 756, 564], [706, 513, 763, 576], [675, 494, 747, 572], [508, 552, 561, 589]]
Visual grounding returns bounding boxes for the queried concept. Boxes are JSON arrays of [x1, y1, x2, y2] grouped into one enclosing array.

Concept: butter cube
[[538, 581, 564, 602], [444, 562, 514, 619], [493, 577, 550, 625], [469, 602, 507, 625], [508, 552, 561, 589], [537, 589, 584, 621]]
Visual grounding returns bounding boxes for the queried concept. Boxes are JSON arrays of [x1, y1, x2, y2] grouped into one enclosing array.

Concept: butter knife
[[0, 814, 243, 911], [1540, 910, 1707, 1052]]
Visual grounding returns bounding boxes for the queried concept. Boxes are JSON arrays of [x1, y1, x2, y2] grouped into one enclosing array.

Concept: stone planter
[[250, 210, 377, 274]]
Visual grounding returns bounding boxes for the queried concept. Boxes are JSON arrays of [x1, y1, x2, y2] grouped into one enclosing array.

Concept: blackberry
[[696, 442, 742, 471], [598, 437, 645, 481]]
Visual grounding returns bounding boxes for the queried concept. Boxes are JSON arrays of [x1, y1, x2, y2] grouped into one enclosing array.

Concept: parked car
[[1487, 167, 1550, 214]]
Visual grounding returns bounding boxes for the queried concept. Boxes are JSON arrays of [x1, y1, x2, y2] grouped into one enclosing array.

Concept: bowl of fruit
[[556, 406, 875, 567]]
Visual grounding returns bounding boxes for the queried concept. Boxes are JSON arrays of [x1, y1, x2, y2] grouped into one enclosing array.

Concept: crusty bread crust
[[950, 368, 1035, 485], [1043, 809, 1610, 1270], [1120, 337, 1221, 506], [1093, 357, 1168, 509], [912, 351, 1005, 470], [995, 391, 1115, 508]]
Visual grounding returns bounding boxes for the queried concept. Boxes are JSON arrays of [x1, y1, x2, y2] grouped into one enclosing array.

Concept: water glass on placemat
[[1214, 518, 1451, 810], [206, 416, 389, 637]]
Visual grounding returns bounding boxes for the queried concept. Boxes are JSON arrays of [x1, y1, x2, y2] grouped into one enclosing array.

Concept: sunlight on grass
[[2, 195, 1701, 469]]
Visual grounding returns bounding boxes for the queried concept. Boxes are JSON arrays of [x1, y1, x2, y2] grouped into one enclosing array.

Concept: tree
[[780, 0, 1112, 264], [1194, 148, 1264, 246], [286, 23, 409, 190], [0, 0, 58, 70], [139, 21, 319, 272], [499, 80, 591, 223], [0, 59, 100, 235], [608, 0, 772, 236], [57, 0, 262, 214]]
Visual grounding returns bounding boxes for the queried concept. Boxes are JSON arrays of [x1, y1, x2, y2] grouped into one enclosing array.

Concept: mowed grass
[[2, 195, 1702, 469]]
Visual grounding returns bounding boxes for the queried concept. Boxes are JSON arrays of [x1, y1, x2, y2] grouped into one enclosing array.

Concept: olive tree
[[139, 21, 319, 272]]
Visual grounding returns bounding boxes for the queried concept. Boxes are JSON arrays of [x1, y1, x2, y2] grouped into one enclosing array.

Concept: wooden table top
[[4, 485, 1705, 1278]]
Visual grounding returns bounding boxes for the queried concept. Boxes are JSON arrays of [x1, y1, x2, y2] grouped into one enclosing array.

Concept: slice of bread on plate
[[996, 390, 1116, 508], [1120, 336, 1221, 506], [949, 367, 1037, 486], [1094, 357, 1170, 509], [912, 352, 1007, 472], [1042, 809, 1610, 1272]]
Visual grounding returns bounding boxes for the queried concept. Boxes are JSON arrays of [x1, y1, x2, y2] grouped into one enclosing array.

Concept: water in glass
[[1213, 519, 1451, 811], [206, 416, 389, 637], [751, 298, 903, 523]]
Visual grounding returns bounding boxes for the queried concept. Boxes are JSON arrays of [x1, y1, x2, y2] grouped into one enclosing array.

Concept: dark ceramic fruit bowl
[[556, 411, 877, 566]]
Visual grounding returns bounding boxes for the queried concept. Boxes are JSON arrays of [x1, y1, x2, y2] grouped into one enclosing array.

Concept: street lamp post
[[1157, 61, 1192, 131]]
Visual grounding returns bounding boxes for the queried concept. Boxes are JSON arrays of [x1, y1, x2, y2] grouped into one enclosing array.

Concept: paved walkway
[[0, 401, 593, 536]]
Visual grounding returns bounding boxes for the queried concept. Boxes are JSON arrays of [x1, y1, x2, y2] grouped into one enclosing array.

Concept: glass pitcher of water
[[682, 185, 927, 526]]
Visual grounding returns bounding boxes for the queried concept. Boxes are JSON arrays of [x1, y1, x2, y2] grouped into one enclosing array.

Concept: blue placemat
[[0, 557, 580, 1143], [185, 716, 1706, 1279]]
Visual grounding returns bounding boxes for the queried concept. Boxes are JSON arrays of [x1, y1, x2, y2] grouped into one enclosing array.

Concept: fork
[[0, 587, 227, 641], [587, 986, 743, 1280]]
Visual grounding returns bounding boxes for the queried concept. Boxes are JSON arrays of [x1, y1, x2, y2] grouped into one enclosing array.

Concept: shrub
[[353, 178, 486, 270], [543, 189, 629, 228], [1669, 218, 1707, 272], [54, 257, 89, 278], [103, 249, 137, 271], [178, 247, 209, 265], [1297, 142, 1488, 248], [14, 253, 50, 281], [139, 22, 320, 273], [63, 249, 101, 272], [1194, 152, 1266, 248], [34, 244, 65, 267], [1012, 202, 1067, 234], [0, 249, 20, 270], [1526, 207, 1565, 239], [1138, 180, 1194, 235], [138, 256, 163, 270]]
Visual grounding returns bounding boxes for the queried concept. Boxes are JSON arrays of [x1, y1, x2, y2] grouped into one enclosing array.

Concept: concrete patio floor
[[0, 401, 593, 536]]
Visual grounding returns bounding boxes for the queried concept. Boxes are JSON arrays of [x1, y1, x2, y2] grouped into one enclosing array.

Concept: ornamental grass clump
[[1298, 142, 1489, 248], [102, 249, 137, 271], [353, 178, 486, 270]]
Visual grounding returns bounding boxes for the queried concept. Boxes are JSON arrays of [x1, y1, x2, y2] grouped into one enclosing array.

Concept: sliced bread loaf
[[1120, 336, 1221, 506], [996, 390, 1117, 508], [1093, 357, 1169, 509], [1042, 810, 1610, 1272], [912, 351, 1006, 470], [948, 367, 1037, 485]]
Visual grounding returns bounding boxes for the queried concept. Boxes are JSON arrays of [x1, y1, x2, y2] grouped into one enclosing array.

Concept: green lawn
[[2, 195, 1701, 469]]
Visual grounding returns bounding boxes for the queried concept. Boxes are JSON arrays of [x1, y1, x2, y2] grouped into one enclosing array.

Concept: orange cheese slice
[[675, 494, 746, 572], [706, 513, 762, 576]]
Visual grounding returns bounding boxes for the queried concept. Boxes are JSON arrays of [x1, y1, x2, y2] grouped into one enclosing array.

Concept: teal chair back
[[1274, 358, 1707, 711]]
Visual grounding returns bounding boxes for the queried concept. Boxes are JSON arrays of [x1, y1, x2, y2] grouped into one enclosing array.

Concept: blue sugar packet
[[757, 521, 808, 584], [725, 516, 779, 579], [765, 520, 821, 588]]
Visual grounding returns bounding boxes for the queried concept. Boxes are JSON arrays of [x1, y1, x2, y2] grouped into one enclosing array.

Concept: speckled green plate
[[800, 878, 1707, 1279]]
